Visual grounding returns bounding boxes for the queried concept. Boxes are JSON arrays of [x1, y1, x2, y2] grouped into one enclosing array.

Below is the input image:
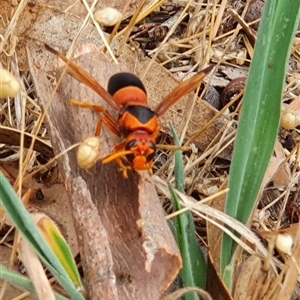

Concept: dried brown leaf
[[276, 228, 300, 299], [0, 126, 53, 158], [17, 231, 55, 300], [206, 253, 232, 300], [232, 255, 279, 300]]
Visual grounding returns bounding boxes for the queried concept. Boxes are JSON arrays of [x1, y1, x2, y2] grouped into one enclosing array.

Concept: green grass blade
[[171, 125, 185, 193], [39, 217, 81, 287], [221, 0, 300, 287], [0, 172, 85, 300], [170, 125, 206, 300], [0, 264, 69, 300]]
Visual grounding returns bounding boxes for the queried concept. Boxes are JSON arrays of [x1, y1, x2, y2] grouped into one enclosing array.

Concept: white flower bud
[[77, 137, 101, 169], [281, 96, 300, 129], [0, 68, 21, 98], [94, 7, 122, 26], [275, 234, 293, 256]]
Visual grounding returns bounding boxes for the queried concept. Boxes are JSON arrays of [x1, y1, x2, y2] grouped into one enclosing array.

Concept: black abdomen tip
[[108, 72, 146, 96]]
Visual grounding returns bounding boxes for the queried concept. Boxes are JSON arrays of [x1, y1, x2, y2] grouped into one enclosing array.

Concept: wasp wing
[[154, 65, 213, 116], [45, 44, 120, 110]]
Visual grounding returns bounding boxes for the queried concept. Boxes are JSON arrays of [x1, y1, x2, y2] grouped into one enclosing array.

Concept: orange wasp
[[45, 44, 213, 177]]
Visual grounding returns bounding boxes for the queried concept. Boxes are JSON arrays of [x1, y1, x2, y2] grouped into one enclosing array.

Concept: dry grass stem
[[81, 0, 117, 63], [116, 0, 147, 57], [141, 0, 193, 79]]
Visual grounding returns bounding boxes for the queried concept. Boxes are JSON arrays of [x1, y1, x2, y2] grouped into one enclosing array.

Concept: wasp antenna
[[102, 150, 133, 164], [154, 65, 214, 116], [108, 73, 146, 96]]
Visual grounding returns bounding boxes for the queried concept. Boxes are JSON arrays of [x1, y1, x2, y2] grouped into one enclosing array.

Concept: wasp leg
[[116, 159, 131, 178], [94, 117, 120, 136], [102, 142, 133, 178], [147, 162, 153, 175], [69, 99, 120, 136], [103, 154, 131, 178]]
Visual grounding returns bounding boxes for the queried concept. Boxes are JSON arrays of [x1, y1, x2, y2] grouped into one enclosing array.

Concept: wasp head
[[124, 131, 156, 171]]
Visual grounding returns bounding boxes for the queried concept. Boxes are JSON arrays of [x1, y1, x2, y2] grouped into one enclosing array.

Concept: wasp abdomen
[[108, 72, 146, 95]]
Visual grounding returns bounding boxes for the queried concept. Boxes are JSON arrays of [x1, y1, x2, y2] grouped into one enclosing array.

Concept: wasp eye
[[125, 139, 138, 150], [149, 141, 156, 151], [125, 139, 137, 164], [146, 141, 156, 162]]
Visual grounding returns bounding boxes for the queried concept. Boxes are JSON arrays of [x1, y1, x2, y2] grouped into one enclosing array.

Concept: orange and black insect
[[45, 44, 213, 177]]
